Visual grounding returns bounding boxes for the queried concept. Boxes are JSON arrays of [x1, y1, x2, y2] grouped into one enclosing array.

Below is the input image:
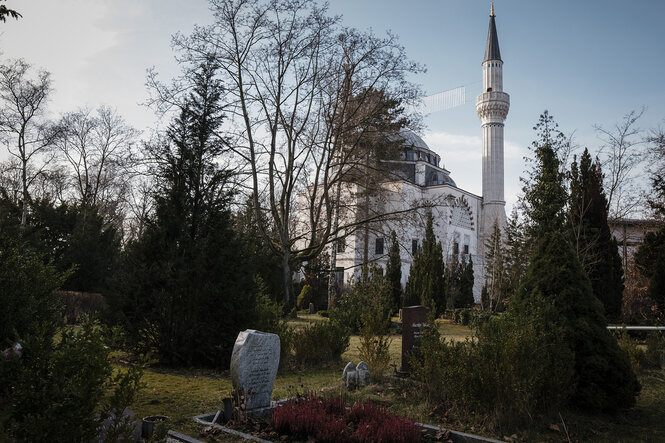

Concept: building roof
[[483, 9, 502, 62], [400, 129, 431, 151]]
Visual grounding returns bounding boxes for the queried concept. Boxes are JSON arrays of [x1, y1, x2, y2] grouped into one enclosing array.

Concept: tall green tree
[[521, 111, 568, 240], [568, 149, 624, 320], [404, 212, 446, 313], [511, 231, 640, 411], [385, 230, 402, 311], [112, 60, 256, 366], [483, 220, 508, 310]]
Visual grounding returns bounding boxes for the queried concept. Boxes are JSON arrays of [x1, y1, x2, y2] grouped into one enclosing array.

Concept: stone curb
[[193, 410, 503, 443], [166, 429, 206, 443], [193, 414, 271, 442], [418, 423, 503, 443]]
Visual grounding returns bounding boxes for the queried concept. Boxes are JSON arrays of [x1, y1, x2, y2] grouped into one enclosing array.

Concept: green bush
[[0, 318, 143, 441], [292, 320, 350, 367], [412, 297, 574, 428], [618, 329, 647, 373], [512, 232, 640, 411], [57, 290, 107, 324], [297, 285, 314, 310], [317, 310, 330, 318], [0, 240, 65, 344], [253, 277, 293, 370], [330, 266, 392, 334], [645, 332, 665, 369]]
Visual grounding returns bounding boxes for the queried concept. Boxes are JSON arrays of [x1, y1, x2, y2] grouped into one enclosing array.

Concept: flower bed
[[271, 395, 421, 442]]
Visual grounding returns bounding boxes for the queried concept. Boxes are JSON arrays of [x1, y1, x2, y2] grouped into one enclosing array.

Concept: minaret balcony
[[476, 91, 510, 123], [475, 91, 510, 107]]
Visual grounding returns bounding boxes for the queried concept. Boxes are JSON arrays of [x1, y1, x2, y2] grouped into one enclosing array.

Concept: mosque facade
[[302, 8, 508, 303]]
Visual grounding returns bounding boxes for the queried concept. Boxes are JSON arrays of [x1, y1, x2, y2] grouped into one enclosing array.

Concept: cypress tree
[[512, 231, 640, 411], [521, 111, 568, 240], [112, 60, 256, 367], [568, 149, 624, 320], [404, 212, 446, 313], [385, 230, 402, 311]]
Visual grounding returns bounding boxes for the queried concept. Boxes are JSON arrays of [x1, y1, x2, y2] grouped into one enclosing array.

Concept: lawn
[[126, 313, 665, 442]]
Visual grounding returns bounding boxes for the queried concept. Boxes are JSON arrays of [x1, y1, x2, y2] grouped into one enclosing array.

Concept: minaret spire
[[476, 7, 509, 246]]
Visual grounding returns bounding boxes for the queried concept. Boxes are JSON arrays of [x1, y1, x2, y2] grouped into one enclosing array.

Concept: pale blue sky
[[1, 0, 664, 209]]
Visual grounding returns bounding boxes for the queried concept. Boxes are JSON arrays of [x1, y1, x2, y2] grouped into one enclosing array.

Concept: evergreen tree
[[446, 254, 475, 308], [235, 196, 284, 303], [385, 230, 402, 311], [460, 255, 475, 307], [112, 60, 256, 367], [521, 111, 568, 240], [635, 229, 665, 311], [568, 149, 624, 320], [511, 231, 640, 411], [404, 212, 446, 313], [483, 220, 508, 311], [502, 208, 528, 306]]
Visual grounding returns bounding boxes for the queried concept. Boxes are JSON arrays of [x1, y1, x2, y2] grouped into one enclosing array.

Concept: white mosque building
[[306, 7, 509, 303]]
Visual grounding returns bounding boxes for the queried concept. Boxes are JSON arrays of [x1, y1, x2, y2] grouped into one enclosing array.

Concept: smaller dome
[[399, 129, 431, 151]]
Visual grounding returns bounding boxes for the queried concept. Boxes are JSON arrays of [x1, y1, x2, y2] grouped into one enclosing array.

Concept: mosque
[[312, 7, 509, 302]]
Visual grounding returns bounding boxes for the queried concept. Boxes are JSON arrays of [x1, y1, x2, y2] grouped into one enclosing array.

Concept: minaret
[[476, 2, 509, 241]]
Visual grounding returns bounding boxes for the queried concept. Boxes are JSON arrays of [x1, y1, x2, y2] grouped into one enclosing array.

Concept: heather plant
[[271, 395, 420, 443]]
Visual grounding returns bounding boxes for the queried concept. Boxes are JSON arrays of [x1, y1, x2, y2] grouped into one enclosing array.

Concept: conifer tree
[[404, 212, 446, 313], [511, 231, 640, 411], [568, 149, 624, 320], [483, 220, 507, 310], [385, 230, 402, 311], [113, 60, 256, 367], [521, 111, 568, 240]]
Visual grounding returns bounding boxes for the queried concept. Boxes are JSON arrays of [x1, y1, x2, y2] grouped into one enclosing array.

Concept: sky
[[1, 0, 664, 212]]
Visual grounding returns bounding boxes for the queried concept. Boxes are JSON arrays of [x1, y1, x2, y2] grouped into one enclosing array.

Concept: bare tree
[[167, 0, 422, 308], [594, 108, 647, 219], [0, 59, 59, 226], [54, 106, 139, 225]]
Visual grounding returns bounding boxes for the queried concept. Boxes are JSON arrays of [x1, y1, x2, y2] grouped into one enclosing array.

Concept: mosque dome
[[398, 129, 457, 187]]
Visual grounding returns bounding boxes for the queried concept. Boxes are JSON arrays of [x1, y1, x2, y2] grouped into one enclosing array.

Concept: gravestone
[[400, 305, 430, 373], [342, 361, 357, 389], [356, 361, 370, 386], [308, 302, 316, 314], [342, 361, 370, 389], [230, 330, 280, 411]]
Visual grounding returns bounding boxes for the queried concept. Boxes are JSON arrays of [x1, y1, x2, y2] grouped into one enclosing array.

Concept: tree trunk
[[282, 251, 295, 313], [20, 159, 28, 227]]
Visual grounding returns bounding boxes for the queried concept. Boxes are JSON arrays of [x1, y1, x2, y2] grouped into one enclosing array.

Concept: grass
[[123, 314, 665, 442]]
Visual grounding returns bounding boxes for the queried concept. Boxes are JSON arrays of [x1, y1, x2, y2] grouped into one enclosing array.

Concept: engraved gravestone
[[230, 330, 280, 410], [400, 305, 430, 373]]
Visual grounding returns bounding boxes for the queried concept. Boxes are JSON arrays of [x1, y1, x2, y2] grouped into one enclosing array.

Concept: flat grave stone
[[230, 329, 280, 411]]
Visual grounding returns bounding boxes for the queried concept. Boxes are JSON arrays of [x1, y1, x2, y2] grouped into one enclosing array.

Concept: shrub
[[512, 232, 640, 411], [0, 318, 143, 441], [357, 309, 393, 380], [330, 266, 392, 334], [297, 284, 314, 310], [412, 297, 574, 428], [618, 329, 647, 373], [271, 396, 420, 443], [317, 310, 330, 318], [0, 240, 65, 344], [253, 277, 293, 370], [645, 332, 665, 369], [292, 320, 350, 367], [57, 290, 107, 324]]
